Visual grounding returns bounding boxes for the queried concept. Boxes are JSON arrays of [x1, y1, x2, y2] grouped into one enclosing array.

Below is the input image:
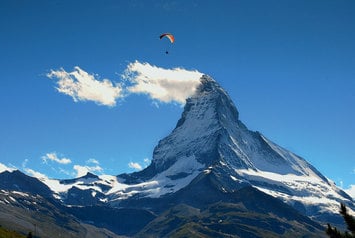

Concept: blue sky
[[0, 1, 354, 196]]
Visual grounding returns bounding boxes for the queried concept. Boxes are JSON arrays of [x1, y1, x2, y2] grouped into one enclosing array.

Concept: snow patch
[[109, 155, 204, 199], [0, 163, 15, 173], [12, 191, 29, 197], [344, 185, 355, 200], [238, 168, 353, 215]]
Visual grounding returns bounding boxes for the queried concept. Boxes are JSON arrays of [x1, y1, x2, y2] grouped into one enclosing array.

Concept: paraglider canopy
[[159, 33, 175, 43]]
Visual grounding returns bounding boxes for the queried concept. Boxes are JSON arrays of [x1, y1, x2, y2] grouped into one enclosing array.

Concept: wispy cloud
[[124, 61, 203, 105], [73, 158, 103, 177], [22, 159, 29, 168], [17, 153, 105, 179], [86, 158, 100, 165], [128, 162, 143, 171], [73, 164, 103, 177], [128, 158, 151, 171], [47, 66, 123, 107], [42, 152, 72, 165], [144, 158, 151, 165]]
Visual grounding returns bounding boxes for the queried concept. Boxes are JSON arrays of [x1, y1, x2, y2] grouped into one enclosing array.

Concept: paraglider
[[159, 33, 174, 54], [159, 33, 174, 43]]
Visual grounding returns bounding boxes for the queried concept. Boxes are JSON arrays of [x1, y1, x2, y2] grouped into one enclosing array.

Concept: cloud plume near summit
[[47, 61, 203, 106], [124, 61, 203, 104]]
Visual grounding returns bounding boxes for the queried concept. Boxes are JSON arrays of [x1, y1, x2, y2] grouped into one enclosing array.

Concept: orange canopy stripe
[[159, 33, 175, 43]]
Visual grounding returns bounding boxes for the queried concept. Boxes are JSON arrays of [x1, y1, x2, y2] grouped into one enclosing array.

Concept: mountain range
[[1, 75, 353, 237]]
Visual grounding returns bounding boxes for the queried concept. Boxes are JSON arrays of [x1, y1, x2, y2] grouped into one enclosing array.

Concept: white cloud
[[22, 159, 29, 168], [128, 162, 143, 171], [144, 158, 151, 164], [73, 164, 103, 177], [128, 159, 151, 171], [124, 61, 203, 105], [42, 152, 72, 164], [344, 185, 355, 199], [47, 61, 204, 107], [59, 168, 73, 177], [86, 158, 99, 165], [47, 66, 123, 107], [73, 158, 103, 177]]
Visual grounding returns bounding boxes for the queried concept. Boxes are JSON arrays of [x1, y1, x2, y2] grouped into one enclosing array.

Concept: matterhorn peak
[[115, 75, 353, 224], [143, 75, 318, 176], [150, 75, 245, 173], [176, 74, 240, 128]]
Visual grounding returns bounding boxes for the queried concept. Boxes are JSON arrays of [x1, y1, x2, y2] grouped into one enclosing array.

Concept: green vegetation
[[326, 203, 355, 238], [0, 225, 26, 238], [135, 202, 325, 238]]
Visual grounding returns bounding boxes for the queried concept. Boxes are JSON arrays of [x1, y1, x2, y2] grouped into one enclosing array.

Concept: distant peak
[[82, 172, 99, 179]]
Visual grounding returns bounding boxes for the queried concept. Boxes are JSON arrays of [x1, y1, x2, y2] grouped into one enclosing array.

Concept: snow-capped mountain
[[111, 75, 353, 220], [1, 75, 352, 236], [37, 75, 353, 223], [0, 170, 122, 238]]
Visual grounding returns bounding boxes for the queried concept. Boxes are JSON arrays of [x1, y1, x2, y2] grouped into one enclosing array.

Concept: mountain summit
[[152, 75, 326, 175]]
